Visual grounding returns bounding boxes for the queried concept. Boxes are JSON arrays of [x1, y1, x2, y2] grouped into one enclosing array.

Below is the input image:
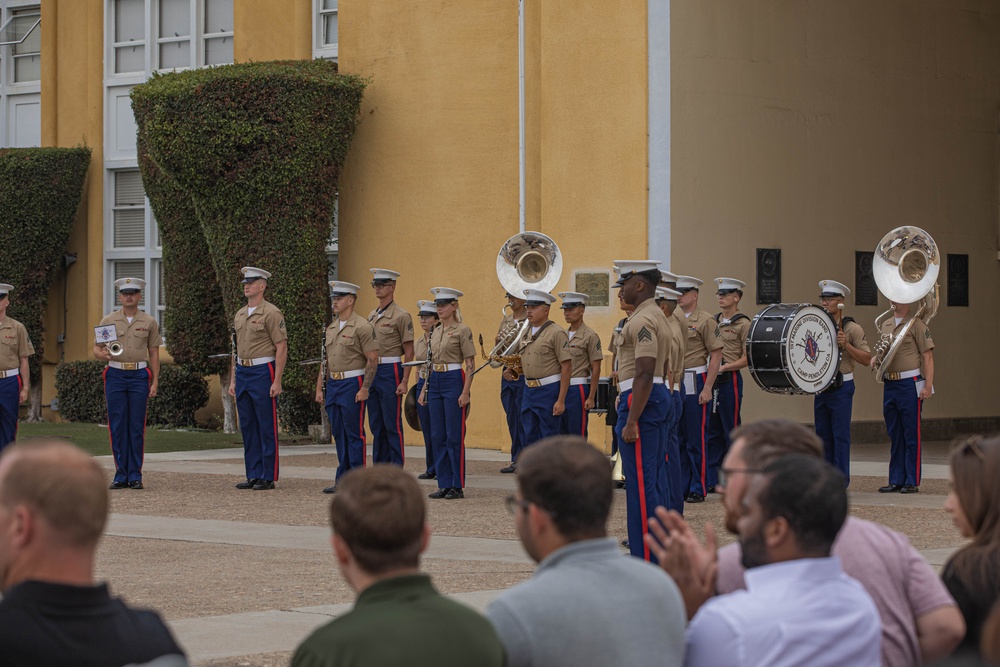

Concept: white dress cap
[[612, 260, 662, 280], [241, 267, 272, 283], [715, 277, 747, 293], [0, 283, 14, 295], [819, 280, 851, 298], [523, 288, 556, 306], [115, 277, 146, 292], [660, 270, 679, 284], [675, 275, 704, 291], [370, 268, 401, 282], [430, 287, 464, 302], [557, 291, 589, 309], [417, 300, 437, 316], [656, 286, 681, 301], [329, 281, 360, 296]]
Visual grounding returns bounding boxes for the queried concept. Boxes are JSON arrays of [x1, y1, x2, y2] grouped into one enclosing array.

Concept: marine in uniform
[[876, 300, 934, 494], [654, 285, 685, 514], [230, 267, 287, 491], [419, 287, 475, 500], [413, 300, 439, 480], [613, 260, 671, 562], [557, 291, 602, 440], [518, 289, 571, 449], [317, 281, 378, 494], [815, 280, 871, 486], [93, 278, 161, 490], [0, 284, 33, 451], [366, 268, 415, 466], [706, 277, 750, 492], [498, 291, 527, 473], [607, 287, 634, 464], [675, 275, 723, 503]]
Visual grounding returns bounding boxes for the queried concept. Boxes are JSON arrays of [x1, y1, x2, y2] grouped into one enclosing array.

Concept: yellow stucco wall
[[671, 0, 1000, 426], [234, 0, 311, 62]]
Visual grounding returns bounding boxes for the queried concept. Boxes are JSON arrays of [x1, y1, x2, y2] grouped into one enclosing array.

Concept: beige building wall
[[671, 0, 1000, 427]]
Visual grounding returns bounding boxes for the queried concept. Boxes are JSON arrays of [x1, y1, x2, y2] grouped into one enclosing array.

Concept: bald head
[[0, 440, 108, 547]]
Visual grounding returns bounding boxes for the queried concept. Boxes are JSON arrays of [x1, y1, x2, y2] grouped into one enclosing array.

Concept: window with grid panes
[[113, 0, 146, 74], [9, 6, 38, 82]]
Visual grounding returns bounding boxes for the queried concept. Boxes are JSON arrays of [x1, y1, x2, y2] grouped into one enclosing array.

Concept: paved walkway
[[91, 440, 964, 665]]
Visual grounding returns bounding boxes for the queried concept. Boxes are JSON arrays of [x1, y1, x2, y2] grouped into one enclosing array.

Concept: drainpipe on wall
[[518, 0, 526, 233]]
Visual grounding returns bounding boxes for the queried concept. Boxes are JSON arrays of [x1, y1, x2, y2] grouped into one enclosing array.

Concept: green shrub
[[55, 361, 209, 428], [132, 60, 365, 434], [0, 147, 91, 389]]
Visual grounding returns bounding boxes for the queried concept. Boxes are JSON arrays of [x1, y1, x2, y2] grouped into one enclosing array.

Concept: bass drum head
[[784, 305, 840, 393]]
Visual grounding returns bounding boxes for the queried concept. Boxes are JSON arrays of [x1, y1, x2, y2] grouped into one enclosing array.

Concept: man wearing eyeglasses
[[815, 280, 870, 486], [366, 268, 414, 467], [487, 436, 685, 667]]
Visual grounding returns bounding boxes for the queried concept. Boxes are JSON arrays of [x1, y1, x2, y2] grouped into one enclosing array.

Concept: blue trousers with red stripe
[[706, 370, 743, 489], [369, 362, 405, 465], [681, 371, 710, 496], [235, 363, 279, 482], [521, 382, 562, 448], [326, 376, 366, 482], [501, 376, 526, 462], [104, 366, 151, 484], [560, 383, 590, 439], [415, 377, 434, 475], [616, 384, 668, 562], [815, 378, 855, 486], [654, 387, 676, 515], [665, 385, 684, 513], [429, 369, 466, 489], [884, 376, 924, 486], [0, 374, 21, 451]]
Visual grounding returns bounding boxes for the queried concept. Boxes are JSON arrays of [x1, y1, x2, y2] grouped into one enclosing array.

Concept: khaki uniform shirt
[[839, 319, 871, 374], [566, 323, 603, 378], [367, 302, 414, 358], [234, 300, 286, 359], [880, 316, 934, 374], [431, 322, 476, 364], [716, 314, 751, 364], [664, 314, 685, 386], [414, 334, 431, 379], [0, 317, 34, 371], [519, 321, 571, 379], [683, 309, 722, 369], [326, 313, 377, 373], [617, 299, 670, 383], [672, 309, 688, 368], [95, 310, 162, 364]]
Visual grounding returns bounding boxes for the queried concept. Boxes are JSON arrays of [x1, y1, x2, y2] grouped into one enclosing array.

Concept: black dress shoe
[[252, 480, 275, 490], [444, 488, 464, 500], [500, 464, 517, 474], [236, 478, 259, 490], [129, 480, 144, 490], [878, 483, 902, 493], [109, 481, 129, 490], [620, 539, 629, 548], [428, 488, 448, 499], [899, 484, 919, 494], [417, 472, 436, 480], [613, 480, 625, 489], [706, 485, 716, 494], [685, 493, 705, 504], [322, 485, 337, 494]]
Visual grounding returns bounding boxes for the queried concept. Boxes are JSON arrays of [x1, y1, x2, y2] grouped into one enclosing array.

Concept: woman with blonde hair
[[942, 434, 1000, 656]]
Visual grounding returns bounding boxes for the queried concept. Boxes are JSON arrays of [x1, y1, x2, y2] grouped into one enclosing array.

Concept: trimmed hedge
[[132, 60, 366, 434], [54, 361, 209, 427], [0, 147, 91, 388]]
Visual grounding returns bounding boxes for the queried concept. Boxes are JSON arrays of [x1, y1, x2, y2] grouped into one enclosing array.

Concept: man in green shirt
[[292, 466, 505, 667]]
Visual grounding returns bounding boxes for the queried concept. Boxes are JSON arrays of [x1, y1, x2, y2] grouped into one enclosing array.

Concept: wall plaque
[[756, 248, 781, 304], [855, 251, 878, 306], [575, 272, 610, 307], [947, 253, 969, 307]]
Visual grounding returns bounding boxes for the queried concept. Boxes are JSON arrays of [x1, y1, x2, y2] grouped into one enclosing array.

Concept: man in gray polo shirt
[[487, 435, 686, 667]]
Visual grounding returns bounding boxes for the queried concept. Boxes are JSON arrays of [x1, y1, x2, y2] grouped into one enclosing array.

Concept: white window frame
[[313, 0, 337, 61], [0, 1, 41, 148]]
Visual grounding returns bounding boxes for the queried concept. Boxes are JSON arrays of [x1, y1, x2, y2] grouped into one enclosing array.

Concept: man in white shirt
[[683, 454, 881, 667]]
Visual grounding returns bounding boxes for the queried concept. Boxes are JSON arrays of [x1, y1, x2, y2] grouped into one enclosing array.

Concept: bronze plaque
[[756, 248, 781, 304], [855, 251, 878, 306], [575, 272, 610, 307]]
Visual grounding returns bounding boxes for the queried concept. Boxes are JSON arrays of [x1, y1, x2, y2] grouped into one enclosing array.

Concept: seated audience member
[[292, 465, 504, 667], [683, 454, 881, 667], [487, 436, 686, 667], [0, 440, 187, 667], [648, 419, 964, 666], [942, 435, 1000, 658]]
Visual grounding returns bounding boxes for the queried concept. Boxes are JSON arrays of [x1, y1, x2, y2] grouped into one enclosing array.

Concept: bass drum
[[746, 304, 841, 395]]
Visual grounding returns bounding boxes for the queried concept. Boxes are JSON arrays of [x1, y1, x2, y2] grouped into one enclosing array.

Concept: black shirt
[[0, 580, 185, 667]]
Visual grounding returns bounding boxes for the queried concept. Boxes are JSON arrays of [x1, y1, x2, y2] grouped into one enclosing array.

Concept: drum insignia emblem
[[804, 333, 820, 364]]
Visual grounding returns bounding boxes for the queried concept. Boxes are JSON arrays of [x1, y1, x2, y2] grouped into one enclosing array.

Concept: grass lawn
[[15, 422, 316, 457]]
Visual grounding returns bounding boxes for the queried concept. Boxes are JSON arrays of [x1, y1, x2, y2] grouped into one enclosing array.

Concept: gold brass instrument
[[474, 231, 563, 377], [870, 226, 940, 383], [107, 341, 124, 357]]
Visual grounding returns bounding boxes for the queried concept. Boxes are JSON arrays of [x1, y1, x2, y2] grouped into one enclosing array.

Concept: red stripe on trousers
[[358, 377, 367, 467], [459, 370, 466, 487], [15, 375, 21, 440], [700, 373, 708, 494], [142, 368, 150, 472], [103, 367, 114, 456], [578, 385, 587, 437], [916, 378, 923, 486], [627, 394, 651, 561], [393, 363, 404, 462], [268, 363, 279, 480], [731, 372, 739, 426]]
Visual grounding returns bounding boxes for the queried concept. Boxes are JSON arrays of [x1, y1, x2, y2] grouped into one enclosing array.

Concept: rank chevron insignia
[[637, 326, 653, 343]]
